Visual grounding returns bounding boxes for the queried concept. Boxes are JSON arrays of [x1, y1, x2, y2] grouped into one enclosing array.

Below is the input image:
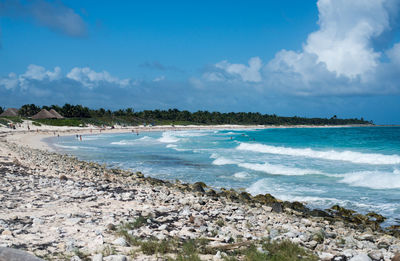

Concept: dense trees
[[0, 107, 3, 114], [1, 103, 372, 125], [19, 104, 41, 117]]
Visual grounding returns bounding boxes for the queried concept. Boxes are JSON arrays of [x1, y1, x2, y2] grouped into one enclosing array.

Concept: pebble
[[103, 255, 127, 261], [112, 237, 127, 247], [349, 254, 372, 261]]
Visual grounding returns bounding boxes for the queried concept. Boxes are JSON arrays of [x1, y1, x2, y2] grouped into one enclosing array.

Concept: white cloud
[[66, 67, 130, 88], [21, 64, 61, 81], [386, 43, 400, 64], [265, 0, 400, 95], [0, 64, 61, 90], [0, 65, 131, 90], [207, 57, 262, 82], [0, 73, 18, 89], [202, 72, 226, 82], [201, 0, 400, 96], [303, 0, 391, 78]]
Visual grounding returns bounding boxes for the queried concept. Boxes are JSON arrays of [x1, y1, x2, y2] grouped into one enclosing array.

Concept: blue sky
[[1, 0, 400, 124]]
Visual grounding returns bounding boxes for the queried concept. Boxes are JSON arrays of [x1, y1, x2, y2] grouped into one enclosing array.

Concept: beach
[[0, 124, 399, 261]]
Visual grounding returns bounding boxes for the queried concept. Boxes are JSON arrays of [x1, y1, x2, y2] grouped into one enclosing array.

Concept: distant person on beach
[[80, 135, 82, 141]]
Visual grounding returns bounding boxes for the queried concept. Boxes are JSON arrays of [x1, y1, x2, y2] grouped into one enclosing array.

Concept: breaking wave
[[158, 132, 180, 143], [238, 162, 323, 175], [339, 169, 400, 189], [237, 143, 400, 165]]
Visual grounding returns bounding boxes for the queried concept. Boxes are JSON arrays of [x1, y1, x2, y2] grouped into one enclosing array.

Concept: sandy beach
[[2, 122, 370, 151], [1, 123, 399, 261]]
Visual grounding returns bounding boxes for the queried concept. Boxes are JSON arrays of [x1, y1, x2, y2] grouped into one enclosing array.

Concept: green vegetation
[[260, 240, 318, 261], [216, 219, 225, 227], [19, 104, 41, 117], [0, 116, 23, 123], [0, 106, 3, 114], [175, 240, 202, 261], [1, 103, 372, 127], [116, 218, 318, 261], [125, 215, 149, 229], [225, 240, 318, 261], [0, 118, 8, 126]]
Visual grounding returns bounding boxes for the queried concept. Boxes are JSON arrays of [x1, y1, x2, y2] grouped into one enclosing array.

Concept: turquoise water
[[49, 127, 400, 225]]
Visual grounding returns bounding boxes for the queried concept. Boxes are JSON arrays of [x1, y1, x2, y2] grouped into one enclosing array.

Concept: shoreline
[[1, 124, 399, 260], [3, 123, 374, 152]]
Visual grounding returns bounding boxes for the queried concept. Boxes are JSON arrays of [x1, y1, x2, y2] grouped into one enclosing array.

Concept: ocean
[[48, 126, 400, 226]]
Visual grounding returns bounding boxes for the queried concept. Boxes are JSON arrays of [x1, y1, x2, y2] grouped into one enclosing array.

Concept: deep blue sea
[[49, 127, 400, 225]]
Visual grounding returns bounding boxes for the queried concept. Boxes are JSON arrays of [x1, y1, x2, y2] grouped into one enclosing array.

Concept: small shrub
[[216, 219, 225, 227], [244, 245, 269, 261], [120, 215, 149, 231], [0, 118, 9, 126], [101, 245, 117, 257], [173, 240, 201, 261], [140, 239, 176, 255], [140, 241, 159, 255], [132, 215, 149, 228], [261, 240, 318, 261]]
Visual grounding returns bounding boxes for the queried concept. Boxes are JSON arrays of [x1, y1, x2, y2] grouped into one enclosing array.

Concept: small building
[[32, 109, 57, 120], [49, 109, 64, 119], [0, 108, 19, 117]]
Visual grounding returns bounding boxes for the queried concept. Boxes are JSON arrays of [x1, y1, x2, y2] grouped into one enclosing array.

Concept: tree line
[[1, 103, 372, 125]]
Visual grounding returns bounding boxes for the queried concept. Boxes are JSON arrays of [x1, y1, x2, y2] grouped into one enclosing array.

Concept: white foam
[[339, 169, 400, 189], [233, 172, 251, 179], [210, 153, 219, 159], [55, 144, 80, 150], [237, 143, 400, 165], [212, 157, 237, 165], [238, 162, 322, 175], [54, 144, 95, 150], [247, 178, 270, 195], [172, 130, 208, 137], [111, 136, 154, 145], [158, 132, 180, 143], [166, 144, 177, 148]]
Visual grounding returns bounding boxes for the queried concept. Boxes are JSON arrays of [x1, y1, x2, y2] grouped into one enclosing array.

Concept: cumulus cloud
[[0, 64, 61, 89], [205, 57, 262, 83], [0, 0, 87, 37], [0, 65, 130, 90], [304, 0, 391, 78], [267, 0, 400, 95], [0, 73, 18, 90], [22, 64, 61, 81], [66, 67, 130, 88], [204, 0, 400, 96]]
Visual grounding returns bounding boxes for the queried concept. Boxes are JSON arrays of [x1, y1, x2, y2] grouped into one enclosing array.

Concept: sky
[[1, 0, 400, 124]]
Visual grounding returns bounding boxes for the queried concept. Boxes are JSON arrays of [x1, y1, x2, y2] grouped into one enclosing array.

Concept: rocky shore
[[1, 132, 400, 261]]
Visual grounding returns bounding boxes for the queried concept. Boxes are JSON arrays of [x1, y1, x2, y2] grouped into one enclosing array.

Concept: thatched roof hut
[[0, 108, 19, 117], [32, 109, 57, 120], [49, 109, 64, 119]]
